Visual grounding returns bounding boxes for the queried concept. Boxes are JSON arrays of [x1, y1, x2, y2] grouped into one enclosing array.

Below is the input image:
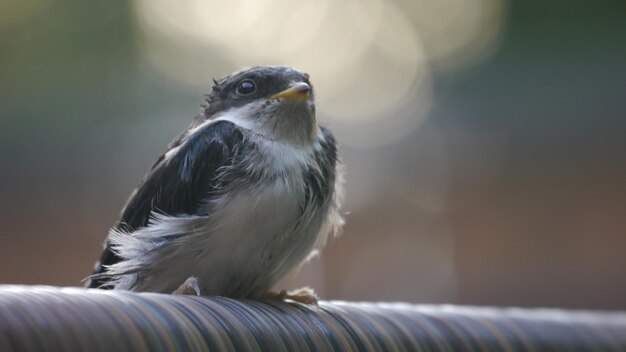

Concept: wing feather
[[88, 120, 243, 288]]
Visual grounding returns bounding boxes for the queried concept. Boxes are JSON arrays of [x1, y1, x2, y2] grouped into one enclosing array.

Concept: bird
[[86, 66, 344, 304]]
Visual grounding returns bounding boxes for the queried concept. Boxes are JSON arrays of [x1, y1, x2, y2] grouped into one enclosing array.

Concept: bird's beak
[[270, 82, 311, 100]]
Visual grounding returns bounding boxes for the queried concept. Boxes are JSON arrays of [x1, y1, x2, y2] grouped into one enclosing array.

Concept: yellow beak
[[270, 82, 311, 100]]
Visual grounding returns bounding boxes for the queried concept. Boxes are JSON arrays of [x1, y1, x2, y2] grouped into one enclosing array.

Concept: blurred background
[[1, 0, 625, 310]]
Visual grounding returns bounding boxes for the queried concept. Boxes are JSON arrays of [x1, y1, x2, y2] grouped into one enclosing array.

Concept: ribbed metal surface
[[0, 285, 624, 351]]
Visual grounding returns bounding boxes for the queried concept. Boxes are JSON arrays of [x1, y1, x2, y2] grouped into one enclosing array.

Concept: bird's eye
[[235, 79, 257, 96]]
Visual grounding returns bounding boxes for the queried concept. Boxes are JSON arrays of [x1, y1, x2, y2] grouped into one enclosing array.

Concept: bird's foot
[[172, 276, 201, 296], [263, 287, 318, 305]]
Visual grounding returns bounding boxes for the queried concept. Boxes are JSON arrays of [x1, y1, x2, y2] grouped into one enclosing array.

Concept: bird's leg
[[263, 287, 318, 305], [172, 276, 201, 296]]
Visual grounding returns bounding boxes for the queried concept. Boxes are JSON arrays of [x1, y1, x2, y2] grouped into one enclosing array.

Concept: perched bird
[[86, 66, 344, 303]]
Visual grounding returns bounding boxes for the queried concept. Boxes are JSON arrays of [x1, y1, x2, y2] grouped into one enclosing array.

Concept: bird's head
[[197, 66, 317, 145]]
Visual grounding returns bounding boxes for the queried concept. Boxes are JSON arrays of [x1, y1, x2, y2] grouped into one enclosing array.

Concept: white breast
[[107, 136, 328, 297]]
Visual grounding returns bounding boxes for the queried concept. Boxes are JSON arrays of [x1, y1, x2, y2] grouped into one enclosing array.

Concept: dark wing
[[88, 120, 244, 288], [304, 126, 338, 207]]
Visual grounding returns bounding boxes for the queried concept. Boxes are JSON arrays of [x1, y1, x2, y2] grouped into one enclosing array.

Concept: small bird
[[86, 66, 344, 304]]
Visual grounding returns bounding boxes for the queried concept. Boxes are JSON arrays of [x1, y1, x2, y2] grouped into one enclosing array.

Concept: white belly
[[113, 176, 324, 297]]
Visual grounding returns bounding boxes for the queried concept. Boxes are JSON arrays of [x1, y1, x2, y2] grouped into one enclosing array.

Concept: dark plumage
[[87, 66, 343, 299]]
